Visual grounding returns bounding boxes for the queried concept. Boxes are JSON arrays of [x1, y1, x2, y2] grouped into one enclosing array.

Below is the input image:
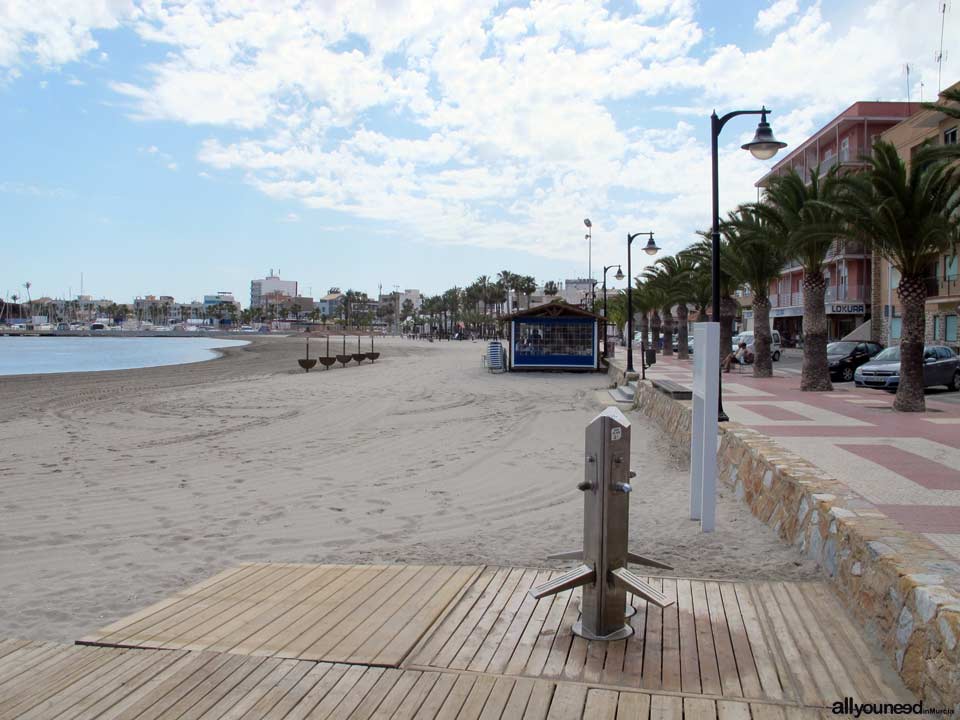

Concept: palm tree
[[646, 254, 696, 359], [838, 142, 960, 411], [686, 237, 739, 365], [922, 86, 960, 119], [753, 166, 846, 391], [543, 280, 559, 297], [723, 207, 790, 377], [497, 271, 516, 313], [631, 280, 654, 353], [518, 275, 537, 308]]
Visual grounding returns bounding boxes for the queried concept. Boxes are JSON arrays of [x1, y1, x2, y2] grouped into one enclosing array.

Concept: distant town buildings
[[250, 270, 297, 309]]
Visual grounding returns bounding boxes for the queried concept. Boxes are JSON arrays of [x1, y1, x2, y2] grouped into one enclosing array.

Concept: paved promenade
[[642, 351, 960, 561]]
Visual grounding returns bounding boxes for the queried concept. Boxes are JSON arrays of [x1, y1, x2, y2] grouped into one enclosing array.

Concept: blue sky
[[1, 0, 956, 306]]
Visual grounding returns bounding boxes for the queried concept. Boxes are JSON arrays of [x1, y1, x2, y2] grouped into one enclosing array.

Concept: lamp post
[[602, 264, 624, 358], [710, 106, 786, 420], [626, 232, 660, 373], [584, 218, 593, 303]]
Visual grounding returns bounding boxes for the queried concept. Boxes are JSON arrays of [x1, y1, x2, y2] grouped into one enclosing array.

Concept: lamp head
[[583, 218, 592, 228], [741, 107, 786, 160], [643, 235, 660, 256], [614, 267, 624, 281]]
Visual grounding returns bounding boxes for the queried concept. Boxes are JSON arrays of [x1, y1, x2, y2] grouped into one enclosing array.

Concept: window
[[947, 314, 958, 343], [840, 137, 850, 161], [938, 347, 955, 360], [945, 127, 958, 145], [891, 316, 902, 340], [946, 254, 958, 280]]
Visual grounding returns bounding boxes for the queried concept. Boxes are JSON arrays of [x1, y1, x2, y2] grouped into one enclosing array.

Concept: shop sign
[[771, 306, 803, 318], [827, 303, 865, 315]]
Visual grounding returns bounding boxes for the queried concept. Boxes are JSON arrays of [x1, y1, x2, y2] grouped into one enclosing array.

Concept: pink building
[[753, 102, 914, 343]]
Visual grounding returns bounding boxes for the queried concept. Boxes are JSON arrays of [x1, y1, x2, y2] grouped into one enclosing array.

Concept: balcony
[[825, 285, 867, 302], [930, 275, 960, 300], [826, 239, 867, 258]]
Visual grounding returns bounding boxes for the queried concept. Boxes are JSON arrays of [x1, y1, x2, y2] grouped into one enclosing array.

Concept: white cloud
[[281, 212, 300, 223], [755, 0, 799, 34]]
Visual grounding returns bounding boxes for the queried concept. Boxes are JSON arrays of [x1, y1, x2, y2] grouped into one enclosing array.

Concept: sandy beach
[[0, 336, 816, 642]]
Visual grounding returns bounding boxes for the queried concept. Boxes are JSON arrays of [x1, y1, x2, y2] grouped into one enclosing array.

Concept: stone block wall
[[631, 380, 960, 708]]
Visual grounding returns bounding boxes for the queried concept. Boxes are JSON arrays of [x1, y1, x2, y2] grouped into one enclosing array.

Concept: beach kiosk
[[507, 301, 602, 371]]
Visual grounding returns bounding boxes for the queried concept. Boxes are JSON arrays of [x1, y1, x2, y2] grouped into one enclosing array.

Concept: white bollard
[[691, 323, 719, 532]]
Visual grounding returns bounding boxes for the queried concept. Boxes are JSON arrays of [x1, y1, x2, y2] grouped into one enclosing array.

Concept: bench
[[651, 378, 692, 400]]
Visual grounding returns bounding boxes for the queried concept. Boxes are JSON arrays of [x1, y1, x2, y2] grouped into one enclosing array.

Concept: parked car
[[732, 330, 782, 361], [827, 341, 884, 382], [855, 345, 960, 392], [671, 335, 694, 353]]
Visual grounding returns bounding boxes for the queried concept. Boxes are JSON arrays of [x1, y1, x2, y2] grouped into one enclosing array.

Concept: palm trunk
[[677, 305, 689, 360], [801, 271, 832, 391], [639, 312, 649, 352], [869, 247, 883, 343], [894, 277, 927, 412], [650, 311, 661, 354], [662, 308, 674, 357], [752, 296, 773, 378], [719, 296, 737, 368]]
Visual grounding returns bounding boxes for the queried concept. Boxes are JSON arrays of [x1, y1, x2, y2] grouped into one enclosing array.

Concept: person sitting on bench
[[723, 342, 748, 372]]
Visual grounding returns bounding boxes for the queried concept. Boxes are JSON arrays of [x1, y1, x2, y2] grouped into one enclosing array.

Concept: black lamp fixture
[[710, 105, 786, 421]]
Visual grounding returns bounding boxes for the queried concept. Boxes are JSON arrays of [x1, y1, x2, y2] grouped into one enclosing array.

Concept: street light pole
[[602, 264, 624, 358], [584, 219, 593, 304], [626, 232, 659, 373], [710, 106, 786, 421]]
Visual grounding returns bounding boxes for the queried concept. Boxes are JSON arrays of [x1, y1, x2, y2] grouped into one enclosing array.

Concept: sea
[[0, 336, 249, 376]]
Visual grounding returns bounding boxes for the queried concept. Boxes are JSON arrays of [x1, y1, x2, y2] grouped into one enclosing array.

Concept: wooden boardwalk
[[2, 563, 913, 718]]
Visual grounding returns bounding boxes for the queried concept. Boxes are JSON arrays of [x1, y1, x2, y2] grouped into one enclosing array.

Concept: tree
[[838, 142, 960, 411], [921, 86, 960, 119], [645, 254, 695, 359], [686, 237, 739, 365], [543, 280, 559, 297], [723, 207, 790, 377], [518, 275, 537, 309], [753, 166, 846, 391]]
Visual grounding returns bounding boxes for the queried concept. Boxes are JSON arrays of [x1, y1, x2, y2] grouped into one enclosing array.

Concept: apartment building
[[752, 101, 914, 342], [250, 270, 297, 309], [877, 82, 960, 350]]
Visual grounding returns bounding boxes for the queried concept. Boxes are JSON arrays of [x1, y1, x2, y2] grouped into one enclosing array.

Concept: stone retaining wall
[[631, 380, 960, 708]]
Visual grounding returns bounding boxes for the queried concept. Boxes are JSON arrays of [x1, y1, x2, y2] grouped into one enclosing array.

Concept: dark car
[[828, 341, 883, 382], [855, 345, 960, 392]]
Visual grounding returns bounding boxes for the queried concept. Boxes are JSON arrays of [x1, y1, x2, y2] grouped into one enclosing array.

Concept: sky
[[1, 0, 957, 307]]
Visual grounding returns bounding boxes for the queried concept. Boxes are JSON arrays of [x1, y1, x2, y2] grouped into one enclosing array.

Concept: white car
[[732, 330, 782, 361]]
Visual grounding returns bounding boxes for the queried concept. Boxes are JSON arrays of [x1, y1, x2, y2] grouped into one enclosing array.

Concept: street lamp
[[601, 264, 624, 357], [711, 106, 786, 421], [584, 218, 593, 302], [626, 232, 660, 373]]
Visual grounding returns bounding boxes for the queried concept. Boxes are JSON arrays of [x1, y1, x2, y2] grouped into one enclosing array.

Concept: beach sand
[[0, 335, 816, 642]]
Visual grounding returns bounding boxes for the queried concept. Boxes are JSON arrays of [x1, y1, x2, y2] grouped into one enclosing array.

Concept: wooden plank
[[263, 565, 396, 659], [148, 652, 258, 720], [733, 583, 785, 701], [718, 583, 763, 699], [583, 688, 619, 720], [357, 565, 482, 667], [800, 583, 903, 701], [750, 703, 787, 720], [412, 567, 501, 667], [501, 677, 536, 720], [435, 674, 478, 720], [396, 672, 457, 719], [279, 663, 352, 720], [325, 666, 385, 720], [231, 660, 318, 720], [717, 700, 752, 720], [541, 584, 583, 678], [0, 643, 84, 691], [287, 664, 368, 720], [649, 693, 682, 720], [621, 595, 648, 686], [366, 669, 424, 720], [676, 579, 700, 695], [487, 569, 553, 674], [467, 568, 540, 673], [764, 582, 838, 704], [660, 578, 681, 692], [545, 682, 586, 720], [642, 578, 664, 690], [523, 680, 556, 720], [583, 634, 608, 684], [478, 676, 517, 720], [704, 582, 742, 697], [188, 565, 344, 653], [79, 564, 256, 644], [684, 697, 719, 720], [0, 639, 33, 663], [450, 567, 529, 671], [561, 633, 587, 681], [240, 565, 385, 657], [342, 668, 404, 720], [601, 635, 626, 687], [521, 590, 572, 677], [503, 583, 559, 676], [690, 581, 721, 696], [615, 691, 650, 720], [296, 564, 431, 661], [251, 662, 335, 720], [751, 583, 816, 705], [451, 674, 497, 720]]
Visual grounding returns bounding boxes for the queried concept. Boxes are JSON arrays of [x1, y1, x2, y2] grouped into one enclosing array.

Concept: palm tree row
[[628, 140, 958, 412]]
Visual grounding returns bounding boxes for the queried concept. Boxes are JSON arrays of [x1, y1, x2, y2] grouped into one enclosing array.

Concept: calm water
[[0, 336, 249, 376]]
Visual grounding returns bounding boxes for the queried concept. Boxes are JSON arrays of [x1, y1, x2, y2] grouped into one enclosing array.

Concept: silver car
[[855, 345, 960, 392]]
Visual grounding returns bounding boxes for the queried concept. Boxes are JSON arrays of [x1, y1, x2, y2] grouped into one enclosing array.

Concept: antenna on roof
[[903, 63, 911, 110], [936, 1, 950, 92]]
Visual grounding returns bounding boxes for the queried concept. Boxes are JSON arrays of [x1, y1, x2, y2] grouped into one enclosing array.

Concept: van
[[732, 330, 782, 361]]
